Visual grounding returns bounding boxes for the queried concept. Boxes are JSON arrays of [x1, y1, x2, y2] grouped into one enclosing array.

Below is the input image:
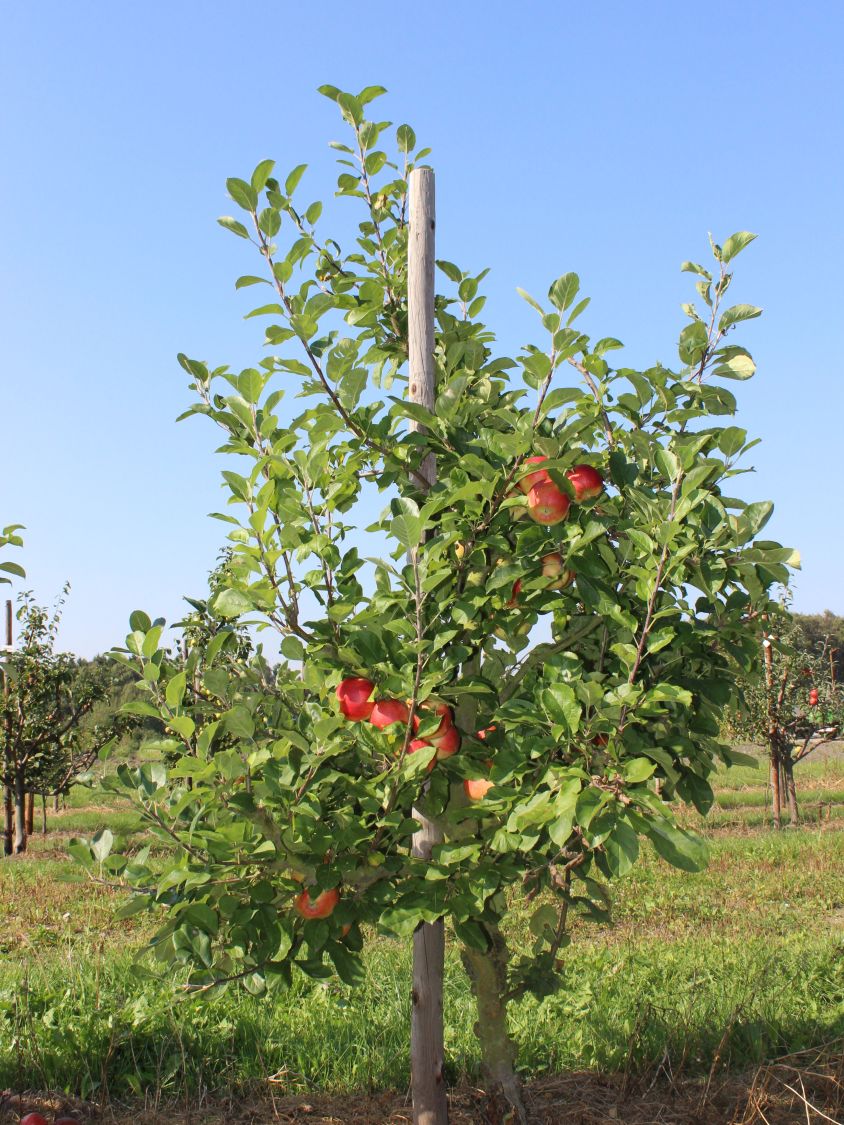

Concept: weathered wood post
[[407, 166, 448, 1125], [3, 600, 13, 856]]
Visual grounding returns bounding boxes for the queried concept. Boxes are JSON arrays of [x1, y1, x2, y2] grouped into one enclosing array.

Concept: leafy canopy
[[80, 86, 793, 998]]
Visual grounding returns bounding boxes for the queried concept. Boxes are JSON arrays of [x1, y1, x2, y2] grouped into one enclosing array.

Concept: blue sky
[[2, 1, 842, 656]]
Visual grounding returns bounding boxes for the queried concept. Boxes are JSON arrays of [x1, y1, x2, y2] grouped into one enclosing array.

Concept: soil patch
[[4, 1045, 842, 1125]]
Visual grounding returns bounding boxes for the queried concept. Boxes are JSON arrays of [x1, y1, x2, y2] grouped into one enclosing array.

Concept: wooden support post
[[407, 166, 447, 1125], [3, 600, 13, 856]]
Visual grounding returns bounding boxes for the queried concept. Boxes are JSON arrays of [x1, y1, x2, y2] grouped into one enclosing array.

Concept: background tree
[[793, 610, 844, 682], [1, 589, 121, 853], [75, 87, 794, 1121], [726, 604, 843, 827], [1, 525, 25, 855]]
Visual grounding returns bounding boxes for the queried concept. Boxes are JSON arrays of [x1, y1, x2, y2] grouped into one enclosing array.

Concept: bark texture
[[461, 926, 527, 1124]]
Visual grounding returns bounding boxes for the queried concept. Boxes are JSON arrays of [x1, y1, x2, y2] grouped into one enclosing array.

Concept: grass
[[0, 749, 842, 1103]]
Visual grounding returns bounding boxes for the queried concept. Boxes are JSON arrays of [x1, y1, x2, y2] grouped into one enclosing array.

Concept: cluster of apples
[[809, 688, 819, 707], [336, 678, 461, 771], [513, 458, 604, 526]]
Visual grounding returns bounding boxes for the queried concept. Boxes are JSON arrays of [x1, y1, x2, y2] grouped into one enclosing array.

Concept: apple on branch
[[294, 886, 341, 920], [517, 455, 551, 494], [370, 698, 410, 729], [541, 552, 575, 590], [565, 463, 604, 502], [527, 481, 570, 525], [336, 677, 375, 721]]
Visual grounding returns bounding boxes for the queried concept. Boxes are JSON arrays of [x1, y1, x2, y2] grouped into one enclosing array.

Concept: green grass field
[[1, 749, 843, 1109]]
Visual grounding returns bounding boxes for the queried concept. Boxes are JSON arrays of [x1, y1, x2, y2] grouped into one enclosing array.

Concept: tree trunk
[[54, 792, 60, 813], [25, 790, 34, 835], [769, 740, 782, 829], [41, 793, 47, 834], [461, 926, 527, 1124], [13, 770, 26, 853], [784, 754, 799, 827], [2, 783, 12, 856]]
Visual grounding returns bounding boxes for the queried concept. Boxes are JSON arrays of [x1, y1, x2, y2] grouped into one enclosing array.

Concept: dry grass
[[4, 1042, 842, 1123]]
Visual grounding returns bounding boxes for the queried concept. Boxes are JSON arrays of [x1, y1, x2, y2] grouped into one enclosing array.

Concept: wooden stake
[[407, 166, 447, 1125], [3, 600, 12, 856]]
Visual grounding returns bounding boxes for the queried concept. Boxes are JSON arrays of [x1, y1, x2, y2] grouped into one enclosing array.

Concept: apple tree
[[78, 87, 794, 1120], [726, 605, 843, 827], [1, 589, 120, 852], [1, 524, 25, 855]]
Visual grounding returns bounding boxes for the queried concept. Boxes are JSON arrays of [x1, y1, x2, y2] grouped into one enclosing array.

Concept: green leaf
[[678, 321, 709, 365], [603, 820, 639, 877], [129, 610, 152, 633], [285, 164, 308, 195], [327, 942, 365, 987], [211, 588, 253, 618], [516, 288, 544, 315], [121, 700, 161, 719], [436, 260, 462, 283], [91, 829, 114, 863], [721, 231, 757, 263], [647, 820, 709, 872], [167, 715, 195, 740], [142, 626, 162, 658], [165, 672, 187, 710], [251, 159, 275, 193], [622, 757, 656, 783], [218, 216, 251, 240], [742, 501, 773, 537], [548, 273, 580, 312], [281, 636, 305, 661], [226, 178, 258, 212], [529, 904, 558, 939], [713, 353, 755, 380], [235, 275, 269, 290], [718, 304, 762, 332], [390, 498, 423, 551], [396, 124, 416, 153], [541, 684, 581, 735], [223, 705, 255, 739], [680, 261, 711, 279]]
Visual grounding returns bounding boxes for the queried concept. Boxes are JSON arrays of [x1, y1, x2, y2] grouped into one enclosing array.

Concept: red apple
[[294, 886, 340, 920], [413, 702, 455, 739], [336, 677, 375, 721], [20, 1116, 49, 1125], [541, 552, 575, 590], [517, 455, 551, 494], [432, 724, 461, 758], [464, 776, 494, 801], [464, 757, 494, 801], [809, 689, 819, 707], [408, 737, 436, 772], [565, 463, 604, 502], [370, 698, 410, 729], [527, 481, 571, 525]]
